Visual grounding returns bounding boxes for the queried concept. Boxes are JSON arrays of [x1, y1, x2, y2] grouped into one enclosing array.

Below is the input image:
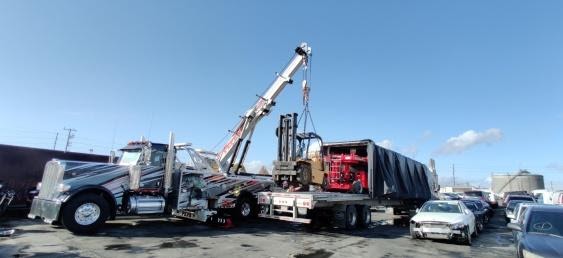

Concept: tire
[[463, 226, 472, 246], [321, 175, 328, 191], [409, 223, 418, 239], [472, 224, 479, 238], [297, 164, 312, 185], [477, 221, 484, 232], [234, 196, 255, 220], [61, 193, 109, 235], [357, 205, 371, 228], [344, 205, 358, 230]]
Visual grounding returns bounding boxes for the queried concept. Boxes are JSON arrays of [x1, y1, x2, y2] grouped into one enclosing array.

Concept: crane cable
[[296, 55, 318, 135]]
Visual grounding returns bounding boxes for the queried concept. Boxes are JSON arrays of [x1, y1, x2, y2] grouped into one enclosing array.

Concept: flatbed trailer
[[257, 191, 409, 228]]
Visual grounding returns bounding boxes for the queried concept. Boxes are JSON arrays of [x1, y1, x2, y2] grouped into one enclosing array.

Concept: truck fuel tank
[[127, 195, 165, 215]]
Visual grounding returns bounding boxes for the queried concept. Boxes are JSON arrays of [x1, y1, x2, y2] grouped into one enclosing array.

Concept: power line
[[63, 128, 76, 152]]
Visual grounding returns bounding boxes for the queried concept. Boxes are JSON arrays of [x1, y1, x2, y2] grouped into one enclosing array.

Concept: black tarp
[[372, 144, 433, 201]]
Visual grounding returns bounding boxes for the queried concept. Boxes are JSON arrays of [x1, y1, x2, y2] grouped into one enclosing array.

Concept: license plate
[[422, 227, 451, 234]]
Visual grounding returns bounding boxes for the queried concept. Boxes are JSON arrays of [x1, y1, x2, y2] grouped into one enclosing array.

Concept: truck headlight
[[449, 223, 465, 229], [56, 183, 71, 192]]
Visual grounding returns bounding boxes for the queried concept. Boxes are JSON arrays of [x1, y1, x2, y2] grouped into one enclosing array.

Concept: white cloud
[[376, 139, 393, 150], [436, 128, 503, 155]]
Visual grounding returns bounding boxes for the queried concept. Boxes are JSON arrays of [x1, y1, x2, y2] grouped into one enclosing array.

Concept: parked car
[[463, 191, 486, 200], [551, 191, 563, 205], [439, 193, 461, 200], [410, 200, 477, 245], [503, 195, 535, 208], [532, 189, 553, 204], [509, 203, 540, 241], [506, 200, 535, 223], [508, 205, 563, 258], [465, 197, 493, 220], [461, 200, 486, 232]]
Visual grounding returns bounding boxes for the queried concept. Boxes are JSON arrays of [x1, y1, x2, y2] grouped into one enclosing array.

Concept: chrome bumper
[[28, 197, 62, 224]]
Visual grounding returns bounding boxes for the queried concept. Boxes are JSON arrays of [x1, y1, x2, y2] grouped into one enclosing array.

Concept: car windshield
[[421, 202, 461, 213], [507, 200, 532, 212], [465, 191, 483, 197], [526, 210, 563, 238], [118, 150, 142, 166], [508, 196, 534, 202]]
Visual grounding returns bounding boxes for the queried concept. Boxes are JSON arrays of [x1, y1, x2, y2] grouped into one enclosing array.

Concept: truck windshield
[[119, 150, 142, 166]]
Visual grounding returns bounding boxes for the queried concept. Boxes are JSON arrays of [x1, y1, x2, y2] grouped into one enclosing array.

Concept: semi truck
[[28, 42, 313, 234], [258, 139, 439, 229]]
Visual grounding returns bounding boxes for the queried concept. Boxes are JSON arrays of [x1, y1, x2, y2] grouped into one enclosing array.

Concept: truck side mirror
[[415, 208, 420, 213]]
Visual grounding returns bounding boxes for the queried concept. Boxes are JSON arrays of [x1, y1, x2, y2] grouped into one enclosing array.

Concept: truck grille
[[37, 161, 64, 200]]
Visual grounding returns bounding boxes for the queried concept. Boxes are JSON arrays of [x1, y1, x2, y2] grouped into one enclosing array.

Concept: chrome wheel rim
[[241, 202, 251, 217], [74, 203, 100, 226]]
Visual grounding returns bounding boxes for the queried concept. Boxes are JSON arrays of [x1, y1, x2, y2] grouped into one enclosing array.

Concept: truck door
[[174, 148, 208, 210]]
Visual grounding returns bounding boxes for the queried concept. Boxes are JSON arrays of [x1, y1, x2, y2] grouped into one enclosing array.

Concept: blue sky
[[1, 1, 562, 189]]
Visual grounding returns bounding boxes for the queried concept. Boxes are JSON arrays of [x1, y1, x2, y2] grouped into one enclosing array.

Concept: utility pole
[[452, 164, 456, 186], [63, 128, 76, 152], [53, 132, 59, 150]]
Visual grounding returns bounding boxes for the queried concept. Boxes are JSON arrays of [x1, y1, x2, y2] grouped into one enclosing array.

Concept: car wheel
[[477, 221, 484, 232], [464, 226, 472, 246], [472, 224, 479, 238], [409, 223, 417, 239], [61, 193, 109, 235]]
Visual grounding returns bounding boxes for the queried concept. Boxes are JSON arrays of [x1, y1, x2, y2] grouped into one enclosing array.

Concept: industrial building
[[491, 170, 544, 195]]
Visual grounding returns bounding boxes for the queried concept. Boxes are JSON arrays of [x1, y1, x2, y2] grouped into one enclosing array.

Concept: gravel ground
[[0, 209, 515, 258]]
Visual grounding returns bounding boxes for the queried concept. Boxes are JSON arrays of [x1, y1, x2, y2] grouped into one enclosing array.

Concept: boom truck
[[28, 42, 313, 234]]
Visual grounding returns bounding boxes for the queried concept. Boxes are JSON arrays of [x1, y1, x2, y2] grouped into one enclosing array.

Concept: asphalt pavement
[[0, 209, 515, 258]]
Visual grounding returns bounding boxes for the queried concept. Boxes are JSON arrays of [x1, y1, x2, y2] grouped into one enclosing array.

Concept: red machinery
[[323, 153, 368, 193]]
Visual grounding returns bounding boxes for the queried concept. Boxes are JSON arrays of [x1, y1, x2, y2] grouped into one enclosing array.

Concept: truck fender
[[61, 185, 118, 220]]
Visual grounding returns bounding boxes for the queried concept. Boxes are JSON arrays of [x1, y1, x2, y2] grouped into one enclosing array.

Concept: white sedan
[[410, 200, 477, 245]]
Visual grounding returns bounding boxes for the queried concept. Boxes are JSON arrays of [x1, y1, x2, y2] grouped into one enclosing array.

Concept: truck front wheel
[[235, 196, 256, 220], [61, 193, 109, 234]]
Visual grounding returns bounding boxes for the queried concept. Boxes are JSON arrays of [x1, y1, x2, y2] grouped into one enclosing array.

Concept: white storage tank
[[491, 170, 544, 195]]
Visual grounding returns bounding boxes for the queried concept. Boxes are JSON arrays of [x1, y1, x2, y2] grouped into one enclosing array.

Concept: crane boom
[[216, 42, 312, 174]]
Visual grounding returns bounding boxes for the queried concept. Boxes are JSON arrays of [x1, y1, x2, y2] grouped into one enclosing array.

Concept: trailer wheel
[[344, 205, 358, 230], [357, 205, 371, 228], [61, 193, 109, 234]]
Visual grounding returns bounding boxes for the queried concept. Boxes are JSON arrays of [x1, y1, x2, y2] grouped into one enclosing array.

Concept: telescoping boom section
[[216, 43, 312, 175]]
